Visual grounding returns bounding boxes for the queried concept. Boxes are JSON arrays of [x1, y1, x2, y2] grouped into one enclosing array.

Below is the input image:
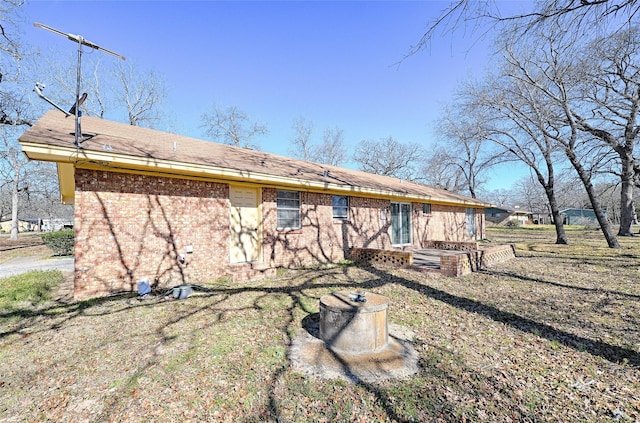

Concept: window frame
[[391, 202, 412, 246], [276, 190, 301, 230], [422, 203, 431, 215], [466, 207, 477, 235], [332, 195, 349, 220]]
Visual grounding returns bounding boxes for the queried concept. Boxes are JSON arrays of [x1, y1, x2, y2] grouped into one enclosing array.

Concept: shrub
[[41, 229, 74, 256], [505, 219, 521, 228]]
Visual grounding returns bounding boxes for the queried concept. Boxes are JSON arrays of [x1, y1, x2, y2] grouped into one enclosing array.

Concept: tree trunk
[[567, 152, 621, 248], [545, 186, 568, 244], [10, 172, 19, 241], [618, 152, 635, 236], [536, 158, 567, 245]]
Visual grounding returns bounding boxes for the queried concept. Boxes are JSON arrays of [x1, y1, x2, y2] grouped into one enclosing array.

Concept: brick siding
[[261, 190, 393, 268], [73, 171, 486, 298], [413, 203, 484, 245], [439, 244, 516, 277], [74, 169, 229, 299]]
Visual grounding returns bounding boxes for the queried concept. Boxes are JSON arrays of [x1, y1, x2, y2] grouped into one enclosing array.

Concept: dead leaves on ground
[[1, 227, 639, 422]]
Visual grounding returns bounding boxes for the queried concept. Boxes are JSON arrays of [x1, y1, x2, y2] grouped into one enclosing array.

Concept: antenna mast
[[34, 23, 125, 146]]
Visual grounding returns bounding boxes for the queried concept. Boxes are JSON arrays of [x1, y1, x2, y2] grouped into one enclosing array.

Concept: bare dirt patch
[[0, 234, 51, 265], [0, 233, 45, 251]]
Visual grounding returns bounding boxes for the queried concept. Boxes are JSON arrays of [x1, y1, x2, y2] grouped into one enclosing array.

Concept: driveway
[[0, 256, 74, 278]]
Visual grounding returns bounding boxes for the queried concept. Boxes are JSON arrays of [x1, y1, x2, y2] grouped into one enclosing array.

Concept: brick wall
[[261, 190, 393, 267], [422, 240, 480, 251], [439, 244, 516, 277], [413, 203, 484, 245], [73, 171, 485, 298], [74, 169, 229, 299], [349, 247, 413, 267], [478, 244, 516, 268], [439, 253, 474, 277]]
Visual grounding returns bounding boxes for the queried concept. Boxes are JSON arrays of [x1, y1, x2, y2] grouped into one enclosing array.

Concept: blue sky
[[22, 1, 530, 191]]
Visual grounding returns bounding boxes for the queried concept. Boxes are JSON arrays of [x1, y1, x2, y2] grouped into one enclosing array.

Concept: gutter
[[20, 142, 491, 208]]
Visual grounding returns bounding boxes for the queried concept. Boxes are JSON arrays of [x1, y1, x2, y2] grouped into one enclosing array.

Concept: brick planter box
[[422, 240, 479, 251], [349, 247, 413, 267], [440, 244, 516, 277]]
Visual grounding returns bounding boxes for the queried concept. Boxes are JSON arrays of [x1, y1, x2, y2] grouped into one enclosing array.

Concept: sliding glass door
[[391, 202, 412, 245]]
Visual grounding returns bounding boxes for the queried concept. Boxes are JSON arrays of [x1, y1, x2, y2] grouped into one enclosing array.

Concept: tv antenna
[[34, 22, 125, 146]]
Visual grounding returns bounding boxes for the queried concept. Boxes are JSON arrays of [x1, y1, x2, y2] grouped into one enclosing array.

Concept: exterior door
[[229, 186, 260, 263], [391, 202, 412, 245]]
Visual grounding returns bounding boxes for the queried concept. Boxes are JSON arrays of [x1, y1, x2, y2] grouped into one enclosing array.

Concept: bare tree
[[569, 26, 640, 236], [0, 128, 30, 240], [483, 187, 516, 208], [419, 144, 467, 193], [410, 0, 640, 58], [287, 119, 347, 166], [514, 176, 548, 213], [353, 136, 423, 181], [20, 162, 73, 221], [0, 0, 35, 240], [316, 127, 347, 167], [0, 90, 31, 126], [114, 61, 165, 127], [461, 70, 569, 243], [499, 27, 621, 248], [436, 104, 504, 198], [34, 53, 166, 127], [201, 105, 268, 150], [1, 0, 31, 127], [0, 0, 23, 64], [288, 116, 315, 161]]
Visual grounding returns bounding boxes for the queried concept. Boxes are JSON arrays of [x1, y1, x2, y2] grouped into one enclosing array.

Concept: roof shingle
[[20, 110, 488, 207]]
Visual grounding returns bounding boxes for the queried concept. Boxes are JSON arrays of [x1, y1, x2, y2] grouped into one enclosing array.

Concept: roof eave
[[20, 142, 490, 208]]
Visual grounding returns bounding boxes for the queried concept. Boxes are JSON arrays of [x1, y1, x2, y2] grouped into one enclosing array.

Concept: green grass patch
[[0, 270, 62, 311]]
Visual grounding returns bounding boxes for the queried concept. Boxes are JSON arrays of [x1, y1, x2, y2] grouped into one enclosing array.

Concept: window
[[422, 203, 431, 215], [277, 190, 301, 229], [332, 195, 349, 220], [466, 208, 476, 235]]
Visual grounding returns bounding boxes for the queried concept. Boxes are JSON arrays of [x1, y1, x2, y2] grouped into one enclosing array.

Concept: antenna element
[[34, 23, 126, 60], [34, 22, 125, 146]]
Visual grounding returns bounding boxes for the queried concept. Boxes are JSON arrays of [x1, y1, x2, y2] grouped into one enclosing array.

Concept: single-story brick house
[[20, 111, 489, 299]]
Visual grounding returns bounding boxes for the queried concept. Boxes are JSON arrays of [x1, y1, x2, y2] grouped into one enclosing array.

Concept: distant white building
[[41, 218, 74, 232], [0, 218, 40, 233]]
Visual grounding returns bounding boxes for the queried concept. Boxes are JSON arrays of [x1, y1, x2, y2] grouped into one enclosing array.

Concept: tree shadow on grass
[[483, 269, 640, 300], [3, 263, 638, 422], [362, 266, 640, 368]]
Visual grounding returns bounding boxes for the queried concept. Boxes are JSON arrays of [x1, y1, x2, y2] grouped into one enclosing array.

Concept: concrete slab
[[0, 256, 74, 278]]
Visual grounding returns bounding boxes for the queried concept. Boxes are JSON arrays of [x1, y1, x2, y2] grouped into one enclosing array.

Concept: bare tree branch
[[288, 116, 315, 161], [408, 0, 640, 59], [201, 105, 268, 150], [316, 127, 347, 167], [353, 136, 423, 181], [114, 61, 165, 127]]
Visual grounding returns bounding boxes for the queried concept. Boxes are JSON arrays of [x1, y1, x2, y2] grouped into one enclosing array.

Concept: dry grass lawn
[[0, 226, 638, 422]]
